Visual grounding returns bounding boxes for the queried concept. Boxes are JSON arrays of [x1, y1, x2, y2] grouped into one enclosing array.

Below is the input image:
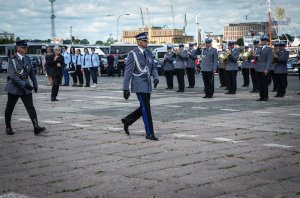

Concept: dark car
[[0, 56, 9, 72], [154, 59, 164, 76], [287, 58, 299, 74]]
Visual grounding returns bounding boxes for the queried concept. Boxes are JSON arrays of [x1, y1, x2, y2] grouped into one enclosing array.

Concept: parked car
[[287, 58, 299, 74], [0, 56, 9, 72]]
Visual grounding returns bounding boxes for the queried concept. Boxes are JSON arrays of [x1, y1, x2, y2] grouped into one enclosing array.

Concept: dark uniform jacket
[[274, 49, 289, 74], [5, 54, 37, 96], [49, 54, 64, 77], [123, 47, 159, 93]]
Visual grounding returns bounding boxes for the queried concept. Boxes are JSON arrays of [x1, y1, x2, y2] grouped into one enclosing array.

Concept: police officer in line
[[72, 49, 84, 87], [121, 32, 159, 141], [82, 48, 91, 87], [255, 35, 273, 101], [163, 45, 175, 89], [175, 43, 188, 92], [61, 46, 70, 86], [250, 40, 260, 93], [241, 46, 251, 87], [201, 38, 218, 98], [225, 41, 240, 94], [269, 42, 279, 92], [50, 45, 65, 101], [186, 43, 197, 88], [274, 42, 289, 97], [4, 40, 46, 135]]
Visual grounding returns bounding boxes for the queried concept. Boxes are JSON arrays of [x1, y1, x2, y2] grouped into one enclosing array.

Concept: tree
[[80, 39, 89, 44], [236, 37, 244, 47], [278, 34, 294, 42], [95, 40, 104, 45], [63, 39, 72, 44], [16, 37, 20, 41]]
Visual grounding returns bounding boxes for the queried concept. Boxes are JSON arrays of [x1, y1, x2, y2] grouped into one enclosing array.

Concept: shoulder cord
[[130, 51, 150, 80], [12, 59, 24, 75]]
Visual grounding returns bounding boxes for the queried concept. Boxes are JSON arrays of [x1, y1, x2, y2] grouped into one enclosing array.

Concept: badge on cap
[[16, 40, 28, 47], [135, 32, 148, 41]]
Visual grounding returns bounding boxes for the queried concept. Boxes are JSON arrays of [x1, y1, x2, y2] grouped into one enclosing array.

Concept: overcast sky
[[0, 0, 299, 43]]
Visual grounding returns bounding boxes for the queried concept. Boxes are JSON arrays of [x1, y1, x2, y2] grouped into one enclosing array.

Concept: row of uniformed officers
[[162, 35, 289, 101]]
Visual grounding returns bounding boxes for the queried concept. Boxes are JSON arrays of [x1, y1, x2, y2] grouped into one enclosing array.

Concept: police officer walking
[[121, 32, 159, 141], [274, 42, 289, 97], [201, 38, 218, 98], [225, 41, 239, 94], [163, 45, 175, 89], [255, 35, 273, 101], [4, 40, 46, 135], [186, 43, 197, 88], [175, 44, 187, 92], [250, 40, 260, 93]]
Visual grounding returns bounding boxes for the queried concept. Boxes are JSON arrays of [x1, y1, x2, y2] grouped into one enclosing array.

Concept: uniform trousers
[[51, 75, 61, 100], [122, 93, 154, 137], [175, 69, 185, 91], [218, 68, 227, 87], [202, 71, 214, 97], [226, 70, 237, 94], [83, 68, 91, 86], [164, 70, 174, 88], [242, 68, 250, 86], [72, 65, 84, 85], [186, 68, 195, 88], [256, 72, 269, 99], [250, 68, 258, 91], [5, 93, 37, 128], [274, 73, 287, 96], [268, 70, 277, 91], [63, 66, 70, 86], [90, 67, 98, 84]]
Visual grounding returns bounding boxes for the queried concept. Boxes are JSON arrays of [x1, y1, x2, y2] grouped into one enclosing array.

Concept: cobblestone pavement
[[0, 73, 299, 198]]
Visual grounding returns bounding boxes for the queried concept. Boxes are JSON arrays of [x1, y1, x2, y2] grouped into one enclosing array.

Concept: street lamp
[[106, 13, 130, 42]]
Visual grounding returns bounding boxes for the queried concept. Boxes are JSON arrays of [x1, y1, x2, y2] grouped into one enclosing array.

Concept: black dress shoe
[[262, 98, 268, 101], [279, 94, 285, 97], [256, 98, 264, 101], [146, 135, 158, 141], [274, 94, 280, 97], [224, 88, 228, 90], [51, 98, 59, 101], [202, 95, 208, 98], [5, 127, 14, 135], [176, 90, 184, 92], [34, 126, 46, 135], [225, 92, 232, 94], [207, 95, 213, 98], [121, 119, 130, 135], [250, 90, 256, 93]]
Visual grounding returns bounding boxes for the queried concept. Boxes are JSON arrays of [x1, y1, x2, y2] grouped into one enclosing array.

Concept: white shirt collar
[[17, 52, 24, 60], [138, 46, 145, 53]]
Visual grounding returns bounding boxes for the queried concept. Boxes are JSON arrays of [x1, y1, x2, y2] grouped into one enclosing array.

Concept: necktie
[[83, 55, 85, 65], [143, 51, 146, 60]]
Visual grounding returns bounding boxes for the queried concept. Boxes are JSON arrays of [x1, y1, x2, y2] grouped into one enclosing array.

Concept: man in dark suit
[[50, 46, 64, 101], [4, 40, 46, 135], [121, 32, 159, 141]]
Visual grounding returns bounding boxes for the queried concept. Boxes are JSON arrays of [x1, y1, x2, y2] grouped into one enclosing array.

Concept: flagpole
[[267, 0, 272, 46]]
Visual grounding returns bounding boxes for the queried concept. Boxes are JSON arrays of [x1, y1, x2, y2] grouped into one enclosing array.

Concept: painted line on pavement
[[263, 144, 294, 148], [165, 105, 181, 108], [0, 192, 31, 198], [42, 120, 63, 124], [70, 124, 92, 127], [288, 114, 300, 116], [173, 134, 198, 138], [254, 111, 272, 114], [220, 109, 240, 112], [106, 127, 123, 131], [18, 118, 31, 122], [35, 96, 47, 99], [214, 137, 244, 143], [0, 117, 4, 119], [72, 99, 87, 102], [191, 107, 209, 110]]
